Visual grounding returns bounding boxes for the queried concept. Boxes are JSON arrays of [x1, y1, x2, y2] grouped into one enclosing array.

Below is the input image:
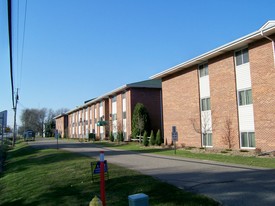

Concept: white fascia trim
[[150, 24, 275, 80]]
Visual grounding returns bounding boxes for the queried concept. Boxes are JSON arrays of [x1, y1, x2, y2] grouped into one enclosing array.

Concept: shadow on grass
[[3, 144, 94, 176], [95, 141, 173, 154], [1, 184, 93, 206], [94, 172, 219, 206]]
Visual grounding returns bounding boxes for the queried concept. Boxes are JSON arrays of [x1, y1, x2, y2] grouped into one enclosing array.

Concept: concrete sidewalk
[[29, 139, 275, 206]]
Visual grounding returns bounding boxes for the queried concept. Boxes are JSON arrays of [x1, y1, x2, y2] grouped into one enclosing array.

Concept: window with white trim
[[112, 96, 117, 120], [201, 97, 211, 111], [238, 89, 252, 106], [203, 133, 212, 147], [199, 63, 208, 77], [241, 132, 255, 148], [112, 114, 117, 120], [112, 96, 117, 103], [235, 48, 249, 66]]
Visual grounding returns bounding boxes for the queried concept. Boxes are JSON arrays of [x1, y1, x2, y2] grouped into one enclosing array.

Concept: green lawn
[[0, 141, 218, 206], [96, 141, 275, 169]]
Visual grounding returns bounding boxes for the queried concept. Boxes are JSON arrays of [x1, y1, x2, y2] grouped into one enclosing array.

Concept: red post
[[100, 151, 106, 206]]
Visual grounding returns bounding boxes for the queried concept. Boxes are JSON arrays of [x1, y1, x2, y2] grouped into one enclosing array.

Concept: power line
[[7, 0, 15, 109], [19, 0, 28, 89], [16, 0, 19, 88]]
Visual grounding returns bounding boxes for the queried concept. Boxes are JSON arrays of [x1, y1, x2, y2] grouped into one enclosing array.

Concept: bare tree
[[222, 116, 235, 149], [21, 108, 47, 136], [117, 120, 124, 142], [190, 117, 201, 134], [190, 110, 215, 148], [55, 108, 69, 116], [111, 120, 123, 142]]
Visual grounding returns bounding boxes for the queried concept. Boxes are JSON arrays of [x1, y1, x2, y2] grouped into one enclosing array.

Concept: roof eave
[[150, 25, 275, 80]]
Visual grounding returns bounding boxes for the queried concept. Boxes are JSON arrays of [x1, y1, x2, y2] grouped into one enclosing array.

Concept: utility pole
[[0, 116, 3, 147], [12, 89, 19, 147]]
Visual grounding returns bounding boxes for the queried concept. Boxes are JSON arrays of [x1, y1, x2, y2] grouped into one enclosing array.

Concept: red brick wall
[[91, 104, 95, 133], [161, 36, 275, 152], [55, 115, 68, 138], [162, 66, 201, 146], [104, 99, 109, 138], [249, 36, 275, 151], [94, 103, 99, 138], [126, 90, 132, 139], [116, 93, 123, 132], [55, 117, 63, 136], [209, 52, 240, 149], [130, 88, 162, 137]]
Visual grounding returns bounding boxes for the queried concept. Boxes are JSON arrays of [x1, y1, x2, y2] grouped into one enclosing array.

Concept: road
[[28, 138, 275, 206]]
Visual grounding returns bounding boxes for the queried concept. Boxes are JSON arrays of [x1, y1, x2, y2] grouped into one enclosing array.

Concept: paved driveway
[[28, 139, 275, 206]]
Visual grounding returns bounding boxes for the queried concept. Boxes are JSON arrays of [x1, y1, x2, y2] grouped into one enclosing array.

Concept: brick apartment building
[[54, 114, 68, 138], [64, 79, 162, 141], [151, 21, 275, 152]]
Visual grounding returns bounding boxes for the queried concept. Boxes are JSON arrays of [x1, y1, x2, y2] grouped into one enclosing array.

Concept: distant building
[[66, 79, 162, 141], [54, 114, 68, 138], [0, 110, 8, 128], [151, 21, 275, 152]]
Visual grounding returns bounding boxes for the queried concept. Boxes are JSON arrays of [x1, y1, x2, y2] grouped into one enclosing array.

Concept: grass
[[0, 141, 218, 206], [95, 141, 275, 169]]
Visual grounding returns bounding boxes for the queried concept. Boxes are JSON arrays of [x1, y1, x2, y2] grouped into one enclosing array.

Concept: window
[[235, 48, 249, 66], [203, 133, 212, 146], [112, 96, 117, 103], [238, 89, 252, 106], [201, 97, 211, 111], [123, 111, 126, 119], [112, 114, 117, 120], [241, 132, 255, 148], [199, 63, 208, 77]]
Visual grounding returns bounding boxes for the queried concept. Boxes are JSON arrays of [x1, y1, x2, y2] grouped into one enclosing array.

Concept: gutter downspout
[[261, 30, 275, 68]]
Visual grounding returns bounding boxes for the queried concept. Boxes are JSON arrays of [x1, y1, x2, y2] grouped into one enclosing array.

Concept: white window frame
[[238, 88, 252, 106], [240, 131, 255, 148], [235, 48, 249, 66], [199, 63, 209, 77], [202, 133, 213, 147], [201, 97, 211, 111]]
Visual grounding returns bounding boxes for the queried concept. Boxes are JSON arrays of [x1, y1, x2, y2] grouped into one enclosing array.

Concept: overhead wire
[[16, 0, 19, 89], [7, 0, 15, 109], [19, 0, 28, 90]]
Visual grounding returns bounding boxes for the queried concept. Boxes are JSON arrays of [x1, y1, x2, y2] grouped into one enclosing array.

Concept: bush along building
[[151, 20, 275, 152], [63, 80, 162, 141]]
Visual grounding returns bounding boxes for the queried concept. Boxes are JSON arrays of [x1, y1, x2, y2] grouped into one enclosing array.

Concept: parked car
[[23, 130, 35, 141]]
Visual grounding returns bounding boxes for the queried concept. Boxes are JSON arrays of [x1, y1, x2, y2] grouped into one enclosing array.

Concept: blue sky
[[1, 0, 275, 126]]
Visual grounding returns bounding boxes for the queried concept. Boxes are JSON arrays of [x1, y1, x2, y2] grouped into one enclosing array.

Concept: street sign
[[55, 130, 59, 139], [171, 126, 178, 141], [172, 132, 178, 141], [55, 130, 59, 149], [172, 126, 176, 133], [171, 126, 178, 154]]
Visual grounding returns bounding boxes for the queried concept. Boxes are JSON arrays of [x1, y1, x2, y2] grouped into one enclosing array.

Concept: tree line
[[18, 108, 68, 137]]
